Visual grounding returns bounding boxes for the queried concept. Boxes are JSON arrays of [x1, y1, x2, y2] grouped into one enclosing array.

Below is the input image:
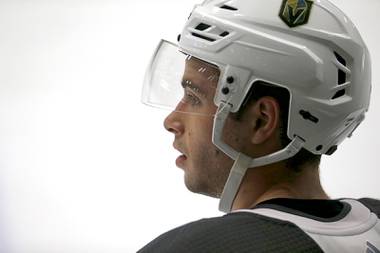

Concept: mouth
[[173, 144, 188, 168], [176, 154, 187, 168]]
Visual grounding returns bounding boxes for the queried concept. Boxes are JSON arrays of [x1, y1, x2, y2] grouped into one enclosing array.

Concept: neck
[[231, 162, 329, 210]]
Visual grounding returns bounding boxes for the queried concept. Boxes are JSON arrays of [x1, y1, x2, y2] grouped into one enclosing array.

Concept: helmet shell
[[178, 0, 371, 155]]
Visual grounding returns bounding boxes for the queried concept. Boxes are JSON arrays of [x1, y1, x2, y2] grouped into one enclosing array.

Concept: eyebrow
[[181, 79, 207, 97]]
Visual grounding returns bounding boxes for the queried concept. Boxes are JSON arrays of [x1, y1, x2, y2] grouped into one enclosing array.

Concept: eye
[[183, 89, 201, 106]]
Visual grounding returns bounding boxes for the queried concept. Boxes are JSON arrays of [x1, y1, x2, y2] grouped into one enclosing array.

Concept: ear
[[249, 96, 280, 145]]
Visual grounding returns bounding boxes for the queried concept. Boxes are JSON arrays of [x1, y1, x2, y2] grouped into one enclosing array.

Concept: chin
[[183, 174, 220, 198]]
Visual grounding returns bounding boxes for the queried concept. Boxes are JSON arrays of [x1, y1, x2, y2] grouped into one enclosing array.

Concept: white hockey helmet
[[142, 0, 371, 212]]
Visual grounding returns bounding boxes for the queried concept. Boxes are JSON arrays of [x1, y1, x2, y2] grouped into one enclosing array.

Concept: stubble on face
[[173, 56, 238, 198], [180, 112, 235, 198], [185, 113, 251, 198], [184, 134, 233, 198]]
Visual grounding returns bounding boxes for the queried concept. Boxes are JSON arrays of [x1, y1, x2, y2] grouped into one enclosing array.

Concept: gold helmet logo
[[279, 0, 313, 28]]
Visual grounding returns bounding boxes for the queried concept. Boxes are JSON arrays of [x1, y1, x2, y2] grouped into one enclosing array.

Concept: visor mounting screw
[[222, 87, 230, 95], [177, 34, 181, 42], [226, 76, 234, 84]]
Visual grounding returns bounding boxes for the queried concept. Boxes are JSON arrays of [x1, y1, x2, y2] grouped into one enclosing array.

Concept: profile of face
[[163, 56, 235, 198]]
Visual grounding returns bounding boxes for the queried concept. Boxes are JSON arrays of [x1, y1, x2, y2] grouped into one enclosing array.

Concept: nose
[[164, 110, 184, 136]]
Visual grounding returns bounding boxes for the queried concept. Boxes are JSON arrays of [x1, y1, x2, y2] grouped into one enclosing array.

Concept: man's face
[[163, 57, 235, 198]]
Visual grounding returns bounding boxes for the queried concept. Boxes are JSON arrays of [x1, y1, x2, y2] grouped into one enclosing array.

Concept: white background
[[0, 0, 379, 252]]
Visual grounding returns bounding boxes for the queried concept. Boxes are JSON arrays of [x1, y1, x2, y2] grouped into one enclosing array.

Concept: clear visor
[[142, 40, 223, 116]]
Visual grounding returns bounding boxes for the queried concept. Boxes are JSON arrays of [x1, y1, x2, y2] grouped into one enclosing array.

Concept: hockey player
[[139, 0, 380, 251]]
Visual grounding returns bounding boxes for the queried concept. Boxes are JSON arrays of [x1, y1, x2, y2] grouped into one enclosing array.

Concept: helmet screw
[[221, 87, 230, 95], [226, 76, 234, 84], [177, 34, 181, 42]]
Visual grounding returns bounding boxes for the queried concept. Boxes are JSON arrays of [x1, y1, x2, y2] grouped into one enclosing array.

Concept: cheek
[[189, 117, 214, 137], [222, 118, 255, 157], [186, 119, 215, 160]]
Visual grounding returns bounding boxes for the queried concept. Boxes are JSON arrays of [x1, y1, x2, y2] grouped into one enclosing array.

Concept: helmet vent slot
[[299, 110, 319, 123], [332, 89, 346, 99], [338, 69, 346, 85], [220, 5, 238, 11], [219, 31, 230, 37], [334, 52, 346, 66], [191, 32, 216, 42], [334, 52, 347, 85], [195, 23, 211, 31]]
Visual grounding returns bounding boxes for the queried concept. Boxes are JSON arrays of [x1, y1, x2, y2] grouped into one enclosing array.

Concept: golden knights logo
[[279, 0, 313, 28]]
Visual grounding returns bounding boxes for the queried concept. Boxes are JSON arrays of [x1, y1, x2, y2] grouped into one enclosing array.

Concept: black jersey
[[138, 198, 380, 253]]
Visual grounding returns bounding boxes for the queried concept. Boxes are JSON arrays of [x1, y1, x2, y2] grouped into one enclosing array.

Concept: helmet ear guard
[[213, 101, 306, 212]]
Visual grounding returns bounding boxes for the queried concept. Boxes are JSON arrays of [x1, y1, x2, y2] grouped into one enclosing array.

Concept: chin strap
[[213, 103, 305, 213], [218, 152, 252, 212]]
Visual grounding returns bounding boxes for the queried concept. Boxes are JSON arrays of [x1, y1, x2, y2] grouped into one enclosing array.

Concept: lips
[[176, 154, 187, 167], [173, 143, 187, 168]]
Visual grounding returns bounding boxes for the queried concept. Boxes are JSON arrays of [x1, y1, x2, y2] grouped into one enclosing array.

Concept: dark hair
[[233, 81, 321, 172]]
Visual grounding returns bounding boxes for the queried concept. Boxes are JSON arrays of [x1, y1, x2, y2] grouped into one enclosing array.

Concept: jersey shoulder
[[358, 198, 380, 217], [138, 212, 323, 253]]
